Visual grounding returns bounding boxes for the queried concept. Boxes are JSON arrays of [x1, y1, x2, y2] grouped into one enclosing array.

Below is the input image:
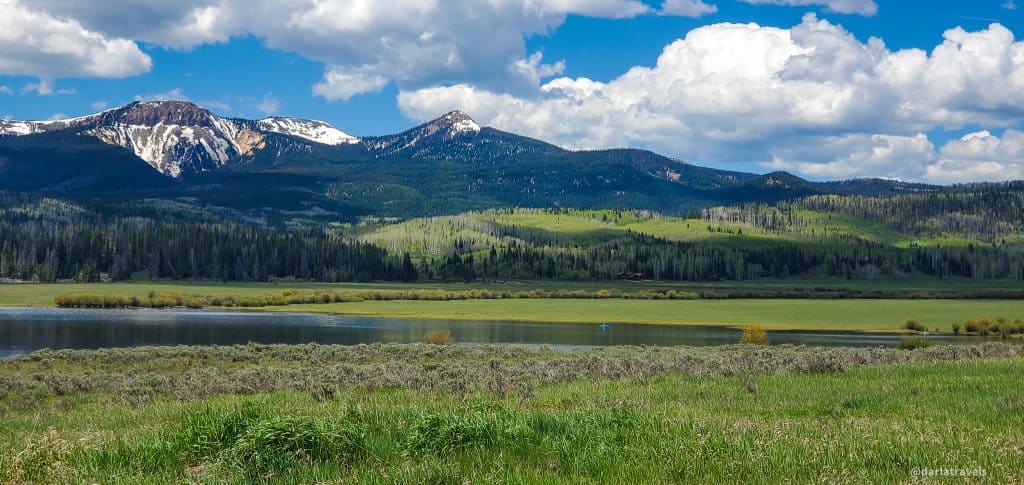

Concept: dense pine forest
[[2, 184, 1023, 283], [0, 196, 414, 282], [424, 234, 1024, 281], [698, 182, 1024, 243]]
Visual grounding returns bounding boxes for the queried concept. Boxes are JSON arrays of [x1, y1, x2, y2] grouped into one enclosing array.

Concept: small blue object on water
[[599, 322, 613, 330]]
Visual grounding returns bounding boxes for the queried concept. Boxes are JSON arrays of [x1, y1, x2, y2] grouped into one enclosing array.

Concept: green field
[[273, 298, 1024, 332], [355, 208, 1008, 261], [355, 209, 812, 261], [1, 344, 1021, 483], [0, 281, 437, 307], [3, 277, 1023, 306], [3, 281, 1024, 333]]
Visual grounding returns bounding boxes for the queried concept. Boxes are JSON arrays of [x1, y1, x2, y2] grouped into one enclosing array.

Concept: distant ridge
[[0, 100, 948, 218]]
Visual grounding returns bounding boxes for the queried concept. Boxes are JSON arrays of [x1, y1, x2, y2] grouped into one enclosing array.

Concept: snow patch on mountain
[[80, 102, 269, 176], [257, 117, 359, 145], [0, 101, 270, 176], [0, 121, 41, 136], [88, 121, 254, 177], [444, 111, 481, 135], [0, 101, 495, 177], [0, 107, 123, 136], [363, 110, 484, 156]]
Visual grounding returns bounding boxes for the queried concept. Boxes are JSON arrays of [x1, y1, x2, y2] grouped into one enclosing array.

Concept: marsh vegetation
[[1, 343, 1022, 483]]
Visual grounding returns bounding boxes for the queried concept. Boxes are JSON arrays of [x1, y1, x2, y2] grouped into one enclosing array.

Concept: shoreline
[[5, 303, 1024, 338]]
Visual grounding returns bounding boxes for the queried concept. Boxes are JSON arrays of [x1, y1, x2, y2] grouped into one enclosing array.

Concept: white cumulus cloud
[[398, 14, 1024, 183], [927, 130, 1024, 183], [17, 0, 651, 100], [6, 0, 1024, 183], [0, 1, 151, 83], [23, 80, 76, 96], [660, 0, 717, 17], [766, 134, 937, 180], [740, 0, 878, 15], [255, 93, 280, 115], [313, 71, 390, 102]]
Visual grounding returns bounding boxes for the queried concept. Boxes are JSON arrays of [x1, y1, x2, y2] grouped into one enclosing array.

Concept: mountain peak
[[754, 171, 806, 186], [440, 110, 473, 120], [429, 110, 481, 135], [111, 100, 218, 127]]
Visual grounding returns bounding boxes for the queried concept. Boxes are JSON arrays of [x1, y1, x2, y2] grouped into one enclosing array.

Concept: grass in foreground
[[0, 343, 1021, 483]]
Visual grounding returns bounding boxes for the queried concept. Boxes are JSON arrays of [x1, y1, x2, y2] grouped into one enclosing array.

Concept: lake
[[0, 307, 994, 358]]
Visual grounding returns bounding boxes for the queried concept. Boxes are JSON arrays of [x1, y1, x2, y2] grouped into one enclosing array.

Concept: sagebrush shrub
[[897, 337, 938, 350], [902, 319, 925, 332], [423, 330, 454, 345], [739, 325, 768, 345]]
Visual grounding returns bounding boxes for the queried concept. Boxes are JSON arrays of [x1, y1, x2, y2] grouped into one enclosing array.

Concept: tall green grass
[[3, 357, 1023, 483]]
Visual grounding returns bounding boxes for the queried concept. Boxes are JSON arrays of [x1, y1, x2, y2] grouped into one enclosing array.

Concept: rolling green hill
[[357, 194, 1023, 262], [351, 184, 1024, 281], [1, 174, 1022, 283]]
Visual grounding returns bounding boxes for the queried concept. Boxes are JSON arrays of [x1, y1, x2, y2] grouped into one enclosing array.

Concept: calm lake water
[[0, 307, 996, 359]]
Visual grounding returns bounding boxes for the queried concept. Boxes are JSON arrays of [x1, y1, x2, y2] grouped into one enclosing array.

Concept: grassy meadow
[[3, 279, 1023, 333], [355, 209, 824, 261], [354, 208, 1007, 261], [3, 276, 1023, 308], [273, 298, 1024, 332], [1, 343, 1021, 483]]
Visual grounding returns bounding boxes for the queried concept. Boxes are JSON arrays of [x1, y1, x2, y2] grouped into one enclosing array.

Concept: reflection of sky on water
[[0, 307, 1001, 359]]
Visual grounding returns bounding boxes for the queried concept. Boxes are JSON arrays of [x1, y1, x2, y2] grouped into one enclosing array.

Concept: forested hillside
[[2, 184, 1023, 283], [699, 182, 1024, 244], [357, 218, 1024, 282], [0, 196, 414, 283]]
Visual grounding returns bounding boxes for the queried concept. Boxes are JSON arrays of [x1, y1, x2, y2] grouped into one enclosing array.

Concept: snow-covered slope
[[364, 111, 483, 157], [0, 108, 123, 136], [0, 101, 362, 177], [448, 113, 482, 135], [0, 120, 41, 136], [84, 102, 268, 176], [0, 102, 262, 176], [258, 117, 359, 145], [1, 102, 541, 177]]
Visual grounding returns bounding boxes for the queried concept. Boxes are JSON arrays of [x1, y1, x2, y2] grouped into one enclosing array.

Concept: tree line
[[3, 185, 1024, 283], [425, 233, 1024, 281], [699, 183, 1024, 243], [0, 219, 417, 282], [4, 217, 1022, 283]]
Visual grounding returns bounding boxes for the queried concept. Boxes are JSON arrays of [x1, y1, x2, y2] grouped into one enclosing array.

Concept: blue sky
[[1, 0, 1022, 182]]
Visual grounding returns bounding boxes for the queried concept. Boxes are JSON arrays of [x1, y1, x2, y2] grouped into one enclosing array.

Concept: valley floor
[[2, 280, 1023, 333], [2, 278, 1023, 307], [0, 343, 1021, 483], [269, 298, 1024, 333]]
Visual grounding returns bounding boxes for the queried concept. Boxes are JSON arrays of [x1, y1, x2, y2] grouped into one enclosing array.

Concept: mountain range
[[0, 100, 938, 224]]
